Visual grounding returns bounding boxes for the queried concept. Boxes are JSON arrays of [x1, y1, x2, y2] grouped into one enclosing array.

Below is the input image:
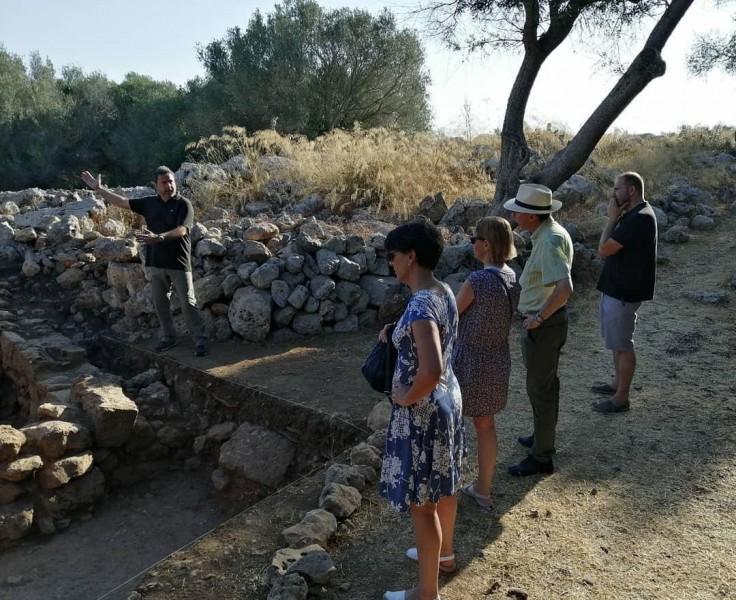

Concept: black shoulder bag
[[361, 324, 398, 395]]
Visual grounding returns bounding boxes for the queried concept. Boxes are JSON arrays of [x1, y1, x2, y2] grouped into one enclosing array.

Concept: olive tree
[[198, 0, 431, 137], [422, 0, 696, 204], [688, 13, 736, 75]]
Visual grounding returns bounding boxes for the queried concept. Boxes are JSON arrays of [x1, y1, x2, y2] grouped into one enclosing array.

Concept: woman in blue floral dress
[[378, 218, 465, 600]]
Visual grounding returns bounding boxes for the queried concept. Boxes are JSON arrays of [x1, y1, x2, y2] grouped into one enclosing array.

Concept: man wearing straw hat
[[504, 183, 573, 476]]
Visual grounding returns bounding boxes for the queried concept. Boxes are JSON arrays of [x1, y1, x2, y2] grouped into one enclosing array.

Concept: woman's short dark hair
[[385, 217, 444, 270]]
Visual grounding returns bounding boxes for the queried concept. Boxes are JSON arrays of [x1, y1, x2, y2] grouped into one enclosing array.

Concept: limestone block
[[367, 400, 392, 432], [336, 256, 361, 281], [195, 238, 227, 257], [30, 364, 102, 418], [309, 275, 335, 300], [56, 267, 85, 289], [228, 286, 272, 342], [267, 573, 308, 600], [332, 315, 358, 333], [219, 422, 294, 488], [37, 400, 75, 421], [40, 467, 105, 515], [107, 261, 146, 295], [242, 239, 271, 263], [0, 481, 26, 504], [324, 463, 366, 493], [93, 237, 138, 262], [125, 416, 156, 451], [359, 274, 398, 307], [284, 547, 336, 585], [281, 509, 337, 548], [291, 313, 323, 335], [0, 502, 33, 541], [22, 251, 40, 277], [194, 273, 223, 308], [48, 215, 83, 244], [366, 430, 387, 454], [33, 334, 87, 366], [37, 451, 94, 489], [0, 425, 25, 462], [20, 421, 90, 459], [349, 442, 382, 471], [318, 482, 362, 519], [251, 261, 280, 289], [206, 422, 237, 442], [70, 376, 138, 447], [0, 455, 43, 481]]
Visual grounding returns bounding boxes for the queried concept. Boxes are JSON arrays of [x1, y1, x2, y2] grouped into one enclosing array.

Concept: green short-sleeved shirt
[[518, 217, 573, 313]]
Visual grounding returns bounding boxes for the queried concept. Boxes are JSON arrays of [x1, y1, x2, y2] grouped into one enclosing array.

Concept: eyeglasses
[[470, 236, 486, 244]]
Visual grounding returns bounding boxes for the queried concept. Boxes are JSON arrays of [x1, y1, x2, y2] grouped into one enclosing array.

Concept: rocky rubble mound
[[0, 160, 731, 346]]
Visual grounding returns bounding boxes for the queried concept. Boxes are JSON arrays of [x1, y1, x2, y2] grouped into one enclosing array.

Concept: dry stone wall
[[0, 329, 364, 545], [0, 159, 731, 347]]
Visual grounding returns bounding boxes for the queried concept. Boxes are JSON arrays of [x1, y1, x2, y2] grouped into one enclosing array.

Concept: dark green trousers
[[520, 310, 569, 463]]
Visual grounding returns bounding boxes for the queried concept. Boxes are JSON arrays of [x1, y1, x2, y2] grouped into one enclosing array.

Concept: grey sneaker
[[156, 338, 177, 352]]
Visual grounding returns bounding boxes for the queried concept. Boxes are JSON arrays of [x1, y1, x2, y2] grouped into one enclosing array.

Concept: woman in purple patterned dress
[[453, 217, 520, 509]]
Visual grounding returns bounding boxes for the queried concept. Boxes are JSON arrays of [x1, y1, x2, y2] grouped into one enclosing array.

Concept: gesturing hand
[[135, 227, 160, 245], [81, 171, 101, 190]]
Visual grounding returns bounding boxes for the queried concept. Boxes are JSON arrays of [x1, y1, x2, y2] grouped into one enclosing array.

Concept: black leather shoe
[[517, 434, 534, 449], [508, 455, 554, 476]]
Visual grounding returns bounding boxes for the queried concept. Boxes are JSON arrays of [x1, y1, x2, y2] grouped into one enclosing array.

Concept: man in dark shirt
[[81, 166, 208, 357], [592, 172, 657, 412]]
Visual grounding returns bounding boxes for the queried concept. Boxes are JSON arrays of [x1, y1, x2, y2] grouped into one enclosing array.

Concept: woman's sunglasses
[[470, 236, 486, 244]]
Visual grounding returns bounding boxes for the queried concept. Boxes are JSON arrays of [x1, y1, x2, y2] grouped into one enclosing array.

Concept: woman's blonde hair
[[474, 216, 517, 264]]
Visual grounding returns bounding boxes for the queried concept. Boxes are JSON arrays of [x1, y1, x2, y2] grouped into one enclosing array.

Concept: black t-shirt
[[129, 194, 194, 271], [596, 202, 657, 302]]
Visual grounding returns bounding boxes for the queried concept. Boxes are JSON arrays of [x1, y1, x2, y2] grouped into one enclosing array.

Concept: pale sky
[[2, 0, 734, 135]]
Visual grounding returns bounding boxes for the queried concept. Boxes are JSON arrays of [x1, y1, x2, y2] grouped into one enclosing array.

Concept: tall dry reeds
[[184, 124, 735, 216]]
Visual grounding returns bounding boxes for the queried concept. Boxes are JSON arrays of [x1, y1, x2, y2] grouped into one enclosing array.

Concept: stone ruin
[[0, 153, 732, 596]]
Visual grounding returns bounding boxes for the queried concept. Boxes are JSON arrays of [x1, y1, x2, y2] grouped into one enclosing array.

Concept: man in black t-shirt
[[81, 166, 208, 357], [592, 172, 657, 412]]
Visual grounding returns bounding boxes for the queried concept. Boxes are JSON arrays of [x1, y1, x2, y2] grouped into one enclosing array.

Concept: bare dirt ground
[[0, 468, 229, 600], [1, 212, 734, 600], [133, 212, 736, 600]]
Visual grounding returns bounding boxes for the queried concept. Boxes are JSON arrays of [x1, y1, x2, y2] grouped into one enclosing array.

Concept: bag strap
[[384, 323, 396, 395], [484, 269, 514, 319]]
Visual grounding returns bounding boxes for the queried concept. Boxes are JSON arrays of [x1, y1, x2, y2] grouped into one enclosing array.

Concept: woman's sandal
[[405, 547, 457, 573], [384, 591, 440, 600], [460, 482, 494, 511]]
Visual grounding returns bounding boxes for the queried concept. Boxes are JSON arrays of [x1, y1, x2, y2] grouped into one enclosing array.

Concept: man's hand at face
[[607, 196, 627, 220]]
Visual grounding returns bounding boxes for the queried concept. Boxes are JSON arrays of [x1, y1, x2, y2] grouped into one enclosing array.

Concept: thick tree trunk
[[489, 0, 695, 211], [535, 0, 695, 191], [493, 51, 544, 206]]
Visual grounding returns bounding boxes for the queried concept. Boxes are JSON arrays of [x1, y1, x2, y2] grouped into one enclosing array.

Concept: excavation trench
[[0, 332, 369, 600]]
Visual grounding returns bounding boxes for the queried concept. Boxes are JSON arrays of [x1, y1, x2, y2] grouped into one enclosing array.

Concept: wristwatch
[[534, 312, 545, 323], [157, 234, 165, 243]]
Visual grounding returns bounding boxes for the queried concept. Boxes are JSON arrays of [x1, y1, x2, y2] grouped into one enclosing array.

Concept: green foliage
[[0, 47, 196, 190], [198, 0, 431, 137], [688, 22, 736, 75]]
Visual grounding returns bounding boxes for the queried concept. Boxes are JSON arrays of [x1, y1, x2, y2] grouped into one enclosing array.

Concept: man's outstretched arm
[[81, 171, 130, 210]]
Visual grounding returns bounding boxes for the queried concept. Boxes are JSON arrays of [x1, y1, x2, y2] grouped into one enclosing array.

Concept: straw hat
[[503, 183, 562, 214]]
